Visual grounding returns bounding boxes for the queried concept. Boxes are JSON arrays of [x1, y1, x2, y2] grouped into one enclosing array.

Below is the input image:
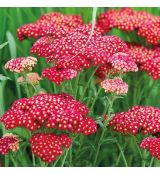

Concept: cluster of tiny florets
[[125, 43, 160, 80], [97, 8, 160, 45], [30, 133, 72, 163], [42, 66, 77, 85], [0, 134, 21, 155], [18, 72, 41, 85], [17, 12, 84, 41], [140, 137, 160, 160], [109, 106, 160, 135], [108, 53, 138, 73], [30, 24, 129, 84], [101, 78, 128, 94], [5, 57, 37, 73], [1, 93, 97, 135]]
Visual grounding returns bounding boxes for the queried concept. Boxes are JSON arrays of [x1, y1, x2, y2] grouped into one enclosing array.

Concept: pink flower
[[140, 137, 160, 160], [30, 133, 72, 163], [5, 57, 37, 73], [101, 78, 128, 94], [0, 134, 21, 155], [18, 72, 41, 85]]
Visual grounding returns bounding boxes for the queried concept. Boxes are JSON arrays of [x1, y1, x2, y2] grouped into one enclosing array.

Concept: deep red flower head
[[0, 134, 21, 155], [31, 24, 128, 84], [97, 8, 160, 45], [17, 12, 84, 41], [138, 19, 160, 45], [30, 133, 72, 163], [4, 57, 37, 73], [109, 106, 160, 135], [140, 137, 160, 160], [42, 66, 77, 85], [1, 93, 97, 135]]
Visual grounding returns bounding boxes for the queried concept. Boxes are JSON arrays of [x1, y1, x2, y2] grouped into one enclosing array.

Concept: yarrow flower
[[108, 53, 138, 73], [17, 12, 84, 41], [0, 133, 21, 155], [42, 66, 77, 85], [1, 93, 97, 135], [5, 57, 37, 73], [140, 137, 160, 160], [30, 133, 72, 163], [109, 106, 160, 135], [17, 72, 41, 85], [30, 24, 128, 84], [97, 8, 160, 45], [101, 78, 128, 94]]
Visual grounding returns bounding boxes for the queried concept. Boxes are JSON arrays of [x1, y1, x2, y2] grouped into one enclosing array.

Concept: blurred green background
[[0, 7, 160, 167]]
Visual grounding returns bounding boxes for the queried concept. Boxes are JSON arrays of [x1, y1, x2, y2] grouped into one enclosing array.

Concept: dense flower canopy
[[97, 8, 160, 45], [17, 12, 84, 40], [30, 133, 72, 163], [109, 106, 160, 135], [1, 93, 97, 135], [0, 134, 21, 155], [140, 137, 160, 160], [101, 78, 128, 94], [5, 57, 37, 73], [30, 24, 131, 84]]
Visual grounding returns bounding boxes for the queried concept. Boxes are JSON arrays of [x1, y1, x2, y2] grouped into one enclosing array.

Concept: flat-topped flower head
[[5, 57, 37, 73], [140, 137, 160, 160], [30, 133, 72, 163], [17, 12, 84, 41], [1, 93, 97, 135], [97, 8, 160, 45], [108, 52, 138, 73], [101, 78, 128, 95], [0, 133, 21, 155], [18, 72, 41, 85], [42, 66, 77, 85], [109, 106, 160, 135]]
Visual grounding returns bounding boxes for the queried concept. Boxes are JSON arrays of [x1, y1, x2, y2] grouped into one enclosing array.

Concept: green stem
[[61, 149, 69, 167], [89, 88, 102, 113], [116, 142, 128, 167], [149, 157, 154, 167], [80, 67, 98, 101], [93, 128, 106, 166]]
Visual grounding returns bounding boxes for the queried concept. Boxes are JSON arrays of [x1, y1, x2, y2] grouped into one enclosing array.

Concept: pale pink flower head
[[18, 72, 41, 85], [0, 133, 21, 155], [5, 56, 37, 73], [101, 78, 128, 94], [108, 52, 138, 73]]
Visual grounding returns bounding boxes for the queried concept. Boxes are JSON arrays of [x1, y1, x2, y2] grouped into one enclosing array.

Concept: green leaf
[[0, 74, 10, 81], [6, 31, 16, 58], [0, 41, 8, 50]]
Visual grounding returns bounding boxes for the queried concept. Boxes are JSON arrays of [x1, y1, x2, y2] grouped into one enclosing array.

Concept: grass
[[0, 7, 160, 167]]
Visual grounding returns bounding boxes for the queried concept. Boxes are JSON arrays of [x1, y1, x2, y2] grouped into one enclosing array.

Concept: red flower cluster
[[42, 66, 77, 85], [127, 43, 160, 80], [138, 20, 160, 45], [17, 12, 84, 41], [31, 24, 129, 84], [140, 137, 160, 160], [1, 93, 97, 135], [108, 106, 160, 135], [5, 57, 37, 73], [97, 8, 160, 45], [101, 78, 128, 94], [30, 133, 72, 163], [0, 134, 20, 155]]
